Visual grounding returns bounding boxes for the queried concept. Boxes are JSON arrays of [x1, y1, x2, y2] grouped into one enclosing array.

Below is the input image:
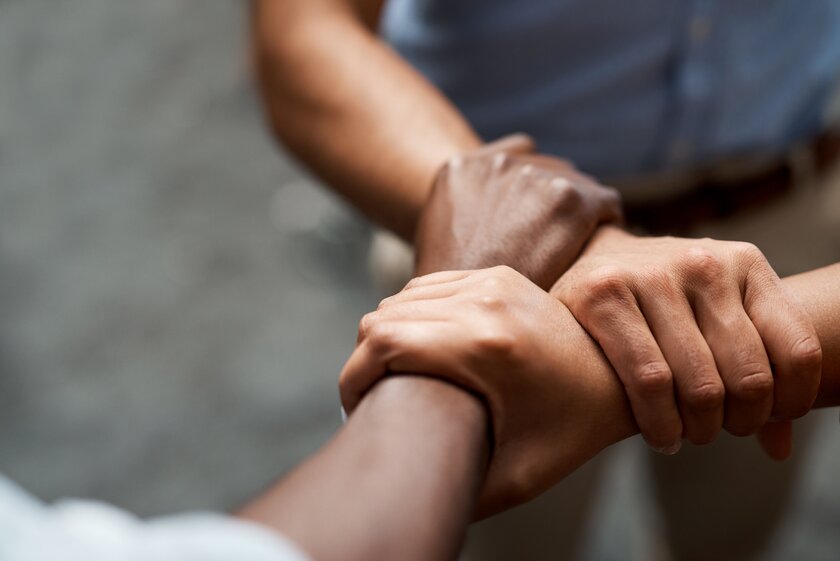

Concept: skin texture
[[233, 262, 840, 556], [552, 226, 822, 455], [340, 264, 840, 518], [784, 264, 840, 409], [340, 266, 637, 517], [239, 376, 489, 561], [251, 0, 480, 239], [415, 135, 623, 289], [253, 0, 821, 464]]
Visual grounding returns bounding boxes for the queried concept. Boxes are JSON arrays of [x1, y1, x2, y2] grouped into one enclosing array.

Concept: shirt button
[[690, 17, 711, 42]]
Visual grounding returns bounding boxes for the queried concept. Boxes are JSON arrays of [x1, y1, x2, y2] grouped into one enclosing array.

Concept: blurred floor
[[0, 0, 378, 516], [0, 1, 837, 560]]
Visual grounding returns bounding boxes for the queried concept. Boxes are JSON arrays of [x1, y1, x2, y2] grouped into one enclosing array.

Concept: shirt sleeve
[[0, 475, 311, 561]]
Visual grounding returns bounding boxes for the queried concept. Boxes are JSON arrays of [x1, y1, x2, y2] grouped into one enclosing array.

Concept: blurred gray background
[[0, 1, 837, 560]]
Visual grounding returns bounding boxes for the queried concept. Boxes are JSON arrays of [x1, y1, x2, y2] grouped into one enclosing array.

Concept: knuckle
[[477, 294, 506, 311], [357, 311, 378, 340], [679, 246, 724, 284], [476, 326, 518, 359], [497, 154, 521, 175], [367, 322, 397, 354], [632, 361, 673, 397], [730, 368, 774, 401], [479, 265, 518, 291], [518, 162, 535, 177], [479, 273, 505, 294], [788, 335, 823, 373], [493, 153, 511, 169], [583, 266, 629, 302], [717, 314, 745, 334], [550, 178, 583, 211], [733, 241, 767, 267], [376, 295, 396, 311], [490, 264, 517, 278], [601, 185, 622, 205], [683, 380, 725, 411], [433, 159, 458, 189], [403, 277, 423, 291]]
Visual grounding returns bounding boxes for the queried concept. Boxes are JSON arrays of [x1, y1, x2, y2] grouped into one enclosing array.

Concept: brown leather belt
[[618, 129, 840, 235]]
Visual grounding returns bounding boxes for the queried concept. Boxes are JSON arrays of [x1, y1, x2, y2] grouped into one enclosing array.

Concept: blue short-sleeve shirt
[[381, 0, 840, 178]]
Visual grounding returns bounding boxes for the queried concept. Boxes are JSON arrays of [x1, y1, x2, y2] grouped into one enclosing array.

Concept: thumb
[[756, 420, 793, 461]]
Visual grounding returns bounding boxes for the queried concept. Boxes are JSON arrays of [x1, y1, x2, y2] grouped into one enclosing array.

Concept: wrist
[[364, 376, 489, 455], [592, 223, 632, 244], [574, 224, 634, 261]]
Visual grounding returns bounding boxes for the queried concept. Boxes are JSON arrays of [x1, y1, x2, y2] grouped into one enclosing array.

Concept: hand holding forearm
[[415, 135, 622, 289], [340, 267, 636, 517], [552, 227, 822, 457], [339, 263, 840, 519]]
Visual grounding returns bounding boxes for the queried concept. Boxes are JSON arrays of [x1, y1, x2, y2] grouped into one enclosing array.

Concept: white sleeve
[[0, 475, 310, 561]]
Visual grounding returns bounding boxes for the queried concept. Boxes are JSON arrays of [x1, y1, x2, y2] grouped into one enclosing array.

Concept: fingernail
[[652, 441, 682, 455]]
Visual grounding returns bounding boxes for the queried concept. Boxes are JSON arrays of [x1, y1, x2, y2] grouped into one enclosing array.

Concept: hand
[[339, 266, 636, 517], [414, 134, 622, 289], [551, 226, 823, 457]]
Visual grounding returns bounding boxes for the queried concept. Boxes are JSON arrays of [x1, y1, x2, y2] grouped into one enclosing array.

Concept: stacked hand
[[552, 226, 822, 457], [415, 134, 622, 288], [340, 135, 824, 517], [340, 266, 635, 517]]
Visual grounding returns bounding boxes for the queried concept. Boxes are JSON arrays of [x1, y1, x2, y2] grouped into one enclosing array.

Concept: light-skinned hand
[[340, 266, 636, 517], [551, 226, 822, 457]]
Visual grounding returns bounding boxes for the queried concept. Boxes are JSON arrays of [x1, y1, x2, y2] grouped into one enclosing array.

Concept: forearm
[[239, 376, 489, 561], [782, 263, 840, 408], [252, 0, 481, 239]]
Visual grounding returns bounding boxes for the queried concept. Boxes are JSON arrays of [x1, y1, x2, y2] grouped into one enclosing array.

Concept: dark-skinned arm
[[238, 376, 488, 561], [340, 263, 840, 517]]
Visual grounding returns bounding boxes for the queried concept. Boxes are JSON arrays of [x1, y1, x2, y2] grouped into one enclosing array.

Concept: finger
[[340, 320, 472, 412], [595, 185, 625, 224], [510, 153, 569, 171], [359, 294, 458, 343], [379, 282, 464, 309], [693, 285, 774, 437], [743, 273, 822, 420], [512, 154, 623, 225], [475, 133, 536, 157], [756, 420, 793, 461], [401, 270, 474, 291], [639, 290, 724, 445], [342, 324, 396, 412], [373, 297, 461, 325], [574, 277, 683, 453]]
